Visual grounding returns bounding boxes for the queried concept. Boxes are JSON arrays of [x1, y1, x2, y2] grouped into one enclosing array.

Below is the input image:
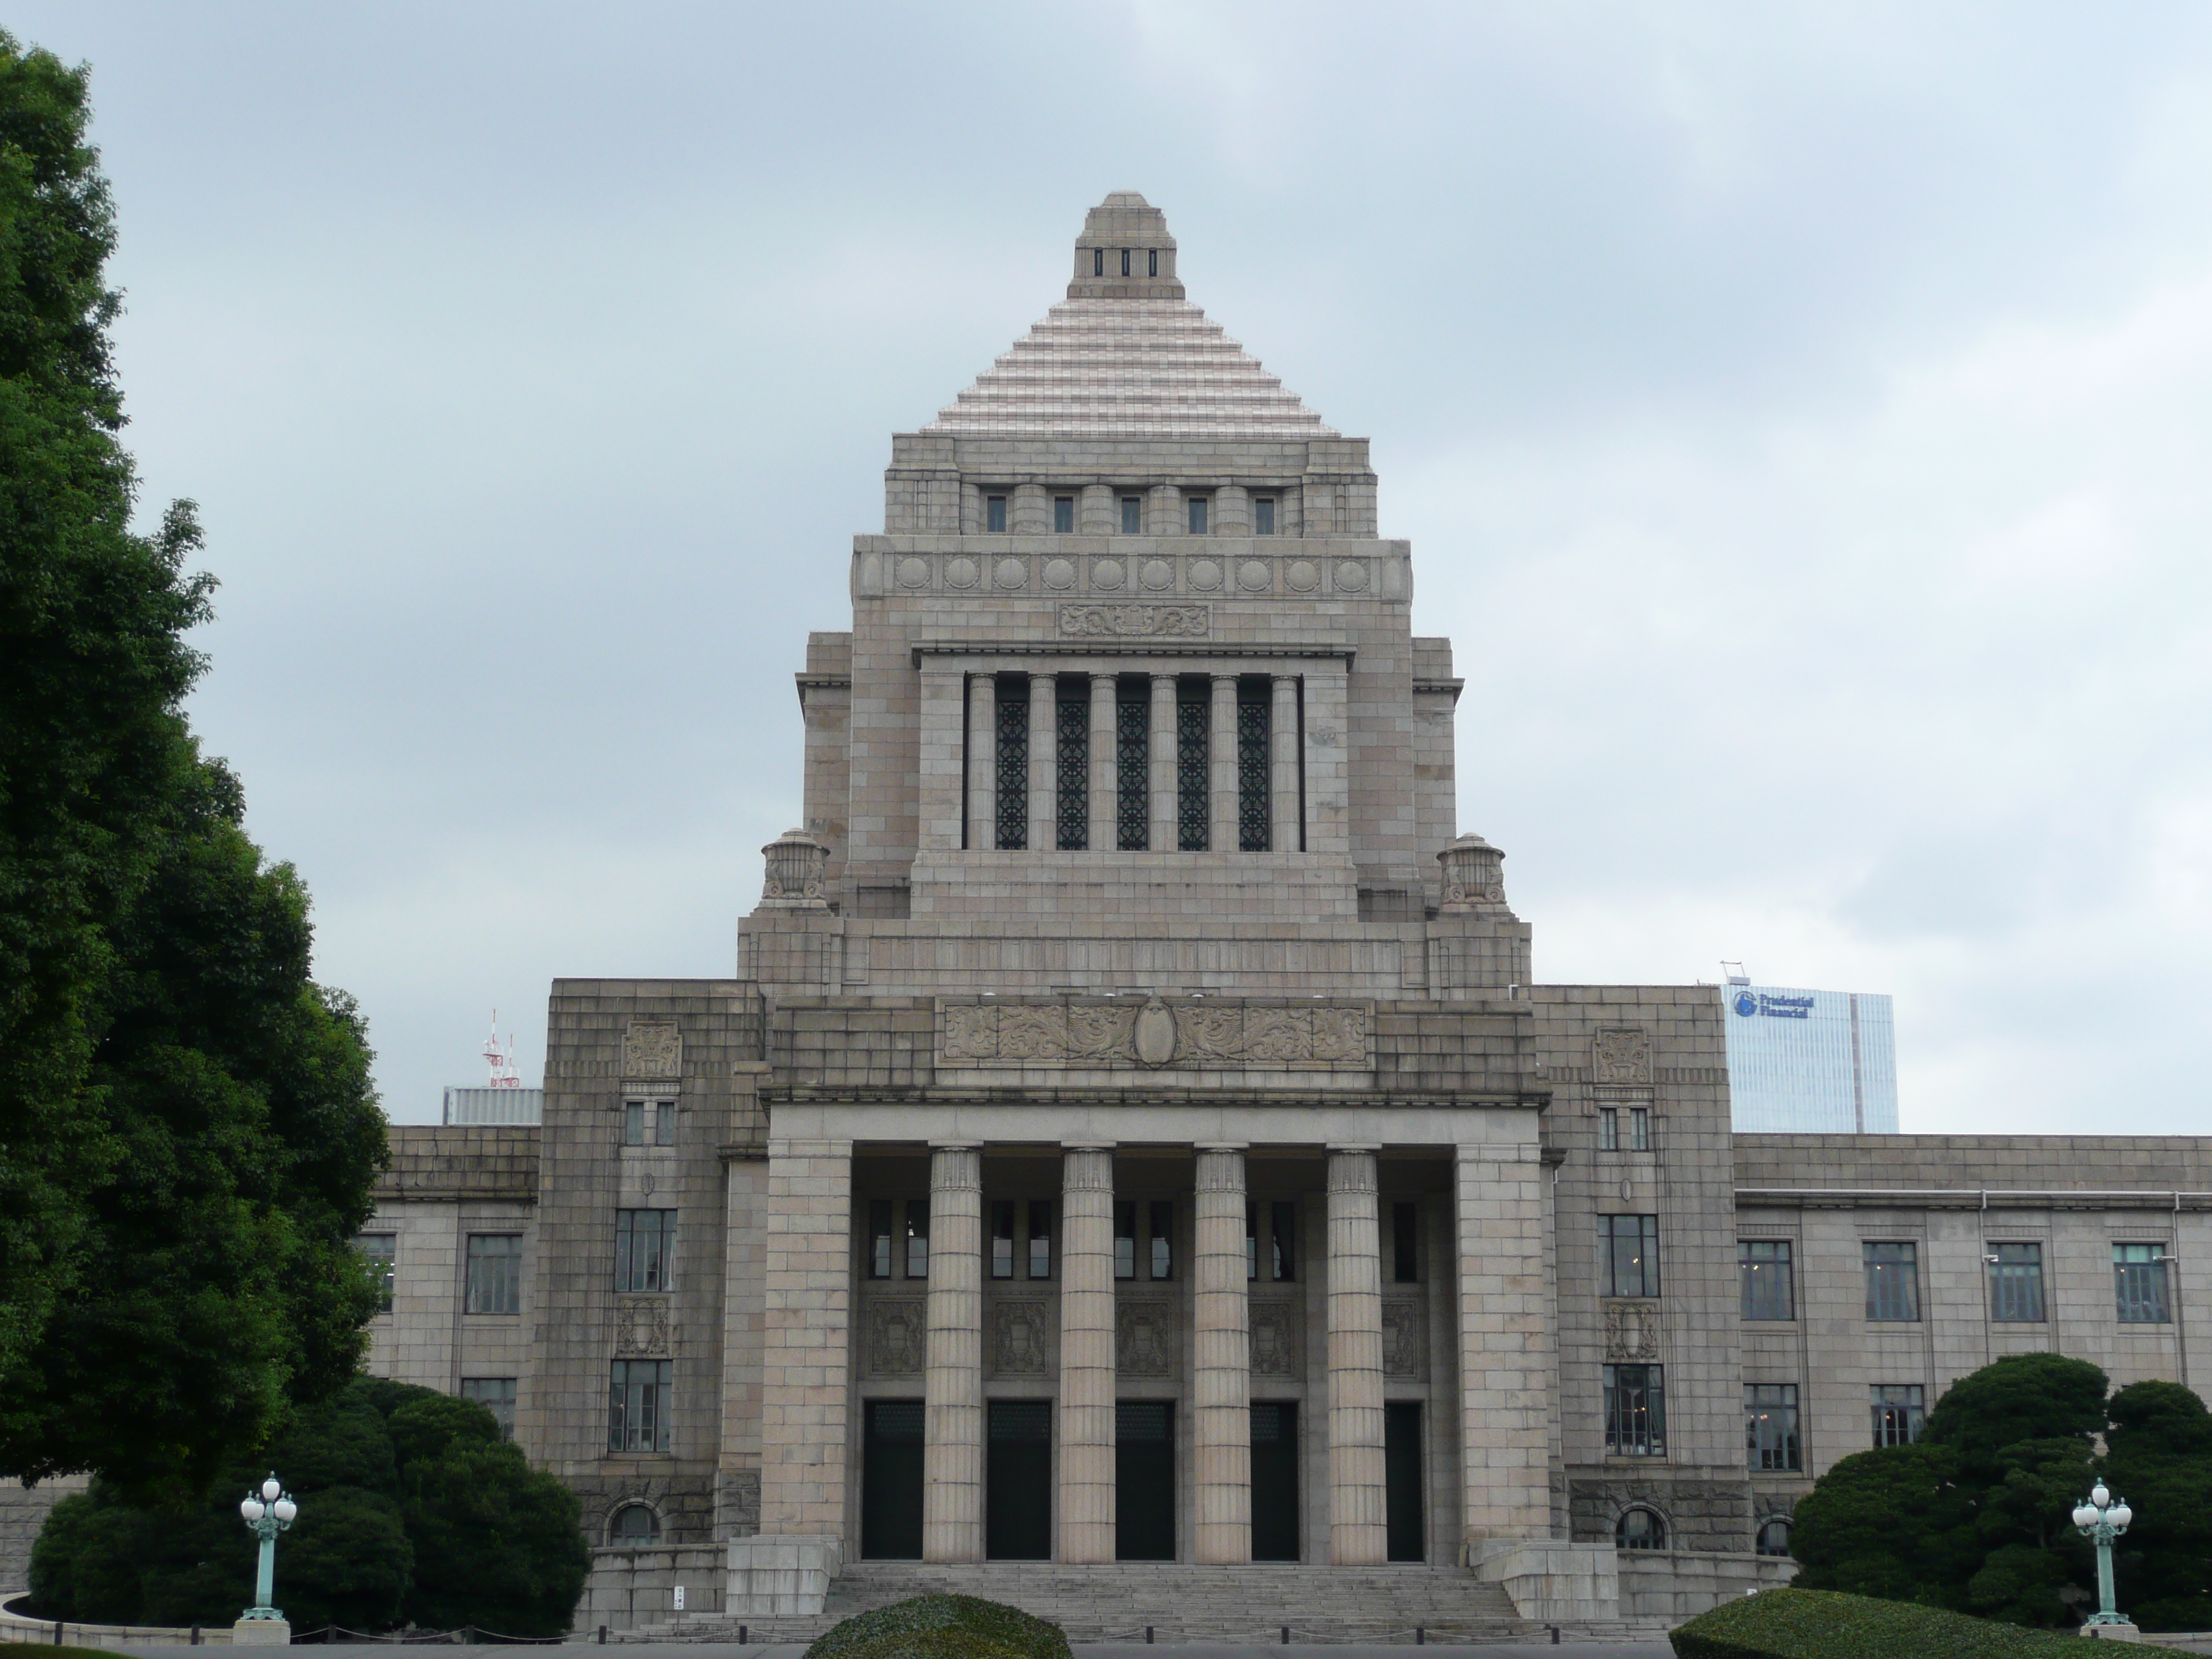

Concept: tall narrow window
[[1094, 248, 1104, 276], [1392, 1202, 1419, 1283], [1253, 496, 1276, 535], [1863, 1241, 1920, 1321], [986, 494, 1007, 532], [608, 1359, 673, 1453], [1739, 1241, 1794, 1321], [1120, 495, 1142, 534], [905, 1199, 930, 1279], [1054, 495, 1074, 534], [995, 676, 1028, 850], [461, 1377, 517, 1439], [868, 1200, 894, 1280], [1237, 678, 1270, 851], [1601, 1215, 1660, 1298], [624, 1100, 646, 1145], [1176, 680, 1209, 850], [1603, 1364, 1665, 1456], [1627, 1107, 1650, 1151], [465, 1233, 522, 1314], [1116, 680, 1148, 850], [2116, 1244, 2172, 1323], [1745, 1384, 1801, 1471], [1056, 678, 1089, 850], [356, 1234, 396, 1313], [1148, 248, 1158, 277], [991, 1200, 1016, 1280], [1270, 1201, 1297, 1282], [655, 1099, 675, 1146], [1120, 248, 1131, 277], [1246, 1202, 1259, 1280], [614, 1210, 675, 1293], [1149, 1200, 1174, 1280], [1599, 1107, 1619, 1151], [1028, 1200, 1053, 1280], [1187, 495, 1209, 534], [1870, 1384, 1925, 1447], [1987, 1242, 2046, 1323], [1113, 1200, 1136, 1280]]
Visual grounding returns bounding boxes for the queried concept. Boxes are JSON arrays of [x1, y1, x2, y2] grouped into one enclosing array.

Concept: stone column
[[1214, 484, 1251, 536], [1148, 675, 1179, 853], [1088, 673, 1118, 852], [923, 1143, 984, 1562], [1193, 1145, 1252, 1563], [1012, 481, 1050, 534], [1269, 675, 1300, 852], [1029, 673, 1058, 853], [1058, 1143, 1118, 1563], [1146, 482, 1182, 536], [1209, 673, 1239, 853], [1327, 1146, 1388, 1565], [1455, 1142, 1552, 1545], [1079, 482, 1116, 534], [967, 673, 997, 851]]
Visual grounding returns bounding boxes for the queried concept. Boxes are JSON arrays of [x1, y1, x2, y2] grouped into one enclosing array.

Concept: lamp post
[[238, 1473, 298, 1624], [2071, 1480, 2134, 1632]]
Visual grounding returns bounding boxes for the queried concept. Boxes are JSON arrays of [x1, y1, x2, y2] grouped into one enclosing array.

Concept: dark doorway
[[1115, 1400, 1176, 1560], [987, 1399, 1053, 1560], [862, 1398, 925, 1559], [1250, 1401, 1300, 1561], [1385, 1402, 1424, 1563]]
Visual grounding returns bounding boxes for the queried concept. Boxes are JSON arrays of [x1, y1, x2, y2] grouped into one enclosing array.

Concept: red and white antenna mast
[[483, 1010, 522, 1089]]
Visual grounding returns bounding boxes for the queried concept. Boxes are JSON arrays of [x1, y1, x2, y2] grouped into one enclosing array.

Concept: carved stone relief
[[861, 1295, 927, 1377], [1381, 1293, 1428, 1380], [622, 1020, 681, 1079], [1604, 1299, 1663, 1362], [613, 1295, 673, 1358], [1593, 1028, 1653, 1086], [939, 997, 1372, 1072], [989, 1298, 1052, 1377], [1057, 603, 1209, 639], [1249, 1295, 1303, 1380], [1116, 1299, 1179, 1377]]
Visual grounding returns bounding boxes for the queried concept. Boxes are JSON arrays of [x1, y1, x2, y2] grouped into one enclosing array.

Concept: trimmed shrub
[[1669, 1588, 2087, 1659], [806, 1594, 1070, 1659]]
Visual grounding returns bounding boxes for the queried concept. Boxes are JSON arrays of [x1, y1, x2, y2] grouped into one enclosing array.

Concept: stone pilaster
[[1192, 1144, 1252, 1563], [1209, 673, 1238, 853], [1058, 1143, 1117, 1563], [756, 1138, 853, 1538], [1327, 1146, 1388, 1565], [1269, 675, 1300, 851], [1455, 1142, 1552, 1544], [966, 673, 996, 852], [1028, 675, 1057, 855], [923, 1142, 984, 1562], [1088, 673, 1117, 852], [1148, 675, 1178, 855]]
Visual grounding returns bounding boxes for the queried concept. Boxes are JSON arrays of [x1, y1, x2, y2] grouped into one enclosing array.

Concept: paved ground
[[108, 1646, 1676, 1658]]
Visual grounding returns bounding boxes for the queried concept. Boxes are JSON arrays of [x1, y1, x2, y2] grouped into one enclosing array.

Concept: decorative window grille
[[1603, 1364, 1665, 1456], [1987, 1242, 2046, 1323], [994, 678, 1028, 850], [1870, 1384, 1925, 1447], [1056, 678, 1088, 849], [1176, 680, 1208, 850], [1116, 682, 1148, 849], [1863, 1241, 1920, 1321], [1237, 680, 1270, 850], [1739, 1241, 1794, 1320], [1745, 1383, 1801, 1471], [2116, 1244, 2172, 1323]]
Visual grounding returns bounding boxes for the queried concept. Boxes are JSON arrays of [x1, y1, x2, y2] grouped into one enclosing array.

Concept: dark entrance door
[[987, 1399, 1053, 1560], [1250, 1401, 1300, 1561], [862, 1398, 924, 1559], [1385, 1401, 1424, 1562], [1115, 1400, 1176, 1560]]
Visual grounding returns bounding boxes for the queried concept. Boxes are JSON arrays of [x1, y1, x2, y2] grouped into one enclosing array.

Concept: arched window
[[610, 1503, 660, 1545], [1757, 1517, 1792, 1558], [1615, 1507, 1665, 1550]]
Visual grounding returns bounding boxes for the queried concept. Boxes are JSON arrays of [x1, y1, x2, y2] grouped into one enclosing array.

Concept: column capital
[[1061, 1138, 1117, 1151], [1193, 1141, 1249, 1152], [930, 1139, 986, 1151]]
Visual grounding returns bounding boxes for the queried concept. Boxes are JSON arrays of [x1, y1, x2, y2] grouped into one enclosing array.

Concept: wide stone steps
[[622, 1562, 1665, 1645]]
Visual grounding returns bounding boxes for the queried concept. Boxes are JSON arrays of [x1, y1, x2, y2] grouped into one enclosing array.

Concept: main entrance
[[1385, 1401, 1424, 1562], [861, 1398, 925, 1559], [1250, 1401, 1300, 1561], [986, 1399, 1053, 1560], [1115, 1400, 1176, 1560]]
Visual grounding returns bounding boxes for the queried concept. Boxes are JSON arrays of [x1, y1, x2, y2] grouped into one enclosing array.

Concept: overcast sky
[[17, 3, 2212, 1131]]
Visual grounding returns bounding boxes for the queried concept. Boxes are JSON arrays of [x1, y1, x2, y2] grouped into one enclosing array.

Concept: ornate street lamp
[[2071, 1480, 2134, 1632], [238, 1473, 299, 1625]]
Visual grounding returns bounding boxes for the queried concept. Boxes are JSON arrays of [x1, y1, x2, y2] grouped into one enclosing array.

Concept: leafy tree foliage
[[2104, 1380, 2212, 1632], [29, 1379, 588, 1637], [0, 31, 386, 1501]]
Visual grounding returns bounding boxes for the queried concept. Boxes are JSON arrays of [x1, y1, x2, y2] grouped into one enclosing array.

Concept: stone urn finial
[[1437, 832, 1508, 912], [758, 827, 830, 909]]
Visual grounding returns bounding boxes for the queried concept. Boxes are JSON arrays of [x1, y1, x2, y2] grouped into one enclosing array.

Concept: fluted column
[[1193, 1145, 1252, 1563], [1148, 674, 1178, 853], [1327, 1146, 1388, 1565], [1058, 1143, 1117, 1562], [1269, 675, 1299, 851], [1029, 674, 1057, 853], [1088, 673, 1118, 852], [968, 673, 997, 851], [1209, 674, 1238, 853], [923, 1143, 984, 1562]]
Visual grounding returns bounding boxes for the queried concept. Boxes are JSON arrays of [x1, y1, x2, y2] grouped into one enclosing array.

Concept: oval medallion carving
[[945, 556, 979, 588], [1141, 558, 1174, 590], [995, 557, 1028, 589], [1092, 557, 1125, 590], [1237, 559, 1271, 591], [896, 556, 930, 588], [1133, 997, 1178, 1067], [1188, 558, 1223, 591], [1286, 559, 1320, 592], [1043, 557, 1076, 590], [1334, 559, 1368, 592]]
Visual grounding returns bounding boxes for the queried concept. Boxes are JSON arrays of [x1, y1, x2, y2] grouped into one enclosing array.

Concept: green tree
[[0, 30, 386, 1502], [2104, 1380, 2212, 1632], [1788, 1442, 1978, 1606]]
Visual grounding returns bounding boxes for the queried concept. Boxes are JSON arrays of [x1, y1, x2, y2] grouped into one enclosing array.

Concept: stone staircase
[[621, 1560, 1668, 1645]]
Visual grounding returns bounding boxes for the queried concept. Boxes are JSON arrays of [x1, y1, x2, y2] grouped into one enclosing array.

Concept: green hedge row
[[806, 1593, 1071, 1659], [1671, 1589, 2092, 1659]]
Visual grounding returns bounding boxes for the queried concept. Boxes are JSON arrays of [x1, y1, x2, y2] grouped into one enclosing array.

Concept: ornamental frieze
[[1057, 603, 1209, 638], [938, 995, 1372, 1071]]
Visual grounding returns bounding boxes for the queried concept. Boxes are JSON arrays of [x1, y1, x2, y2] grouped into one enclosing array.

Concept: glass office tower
[[1722, 983, 1898, 1133]]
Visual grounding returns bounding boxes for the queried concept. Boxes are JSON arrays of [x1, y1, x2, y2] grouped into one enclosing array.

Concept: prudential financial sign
[[1732, 990, 1815, 1020]]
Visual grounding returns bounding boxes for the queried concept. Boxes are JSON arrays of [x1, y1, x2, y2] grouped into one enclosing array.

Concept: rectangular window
[[1871, 1384, 1925, 1448], [1114, 1200, 1136, 1280], [1988, 1242, 2046, 1323], [994, 675, 1028, 850], [1176, 679, 1209, 850], [1603, 1364, 1665, 1456], [1120, 495, 1142, 534], [614, 1210, 675, 1293], [1254, 496, 1276, 535], [1393, 1202, 1419, 1284], [1054, 495, 1074, 534], [608, 1358, 673, 1453], [356, 1234, 396, 1313], [1628, 1107, 1650, 1151], [1120, 248, 1131, 277], [462, 1377, 518, 1439], [1116, 678, 1149, 850], [1863, 1241, 1920, 1321], [1270, 1200, 1297, 1282], [992, 1200, 1015, 1280], [1056, 677, 1089, 850], [1739, 1241, 1795, 1321], [465, 1233, 522, 1315], [868, 1199, 894, 1280], [1148, 248, 1158, 278], [2116, 1244, 2172, 1323], [1028, 1200, 1053, 1280], [986, 494, 1007, 533], [655, 1099, 674, 1146], [624, 1100, 645, 1145], [1149, 1200, 1174, 1280], [1601, 1215, 1660, 1298], [905, 1199, 930, 1279], [1599, 1107, 1617, 1152], [1187, 495, 1209, 535], [1093, 248, 1104, 277], [1236, 678, 1269, 851], [1246, 1203, 1259, 1280], [1745, 1384, 1801, 1472]]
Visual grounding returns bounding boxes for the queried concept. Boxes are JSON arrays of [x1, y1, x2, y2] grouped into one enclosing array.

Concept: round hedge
[[806, 1593, 1070, 1659]]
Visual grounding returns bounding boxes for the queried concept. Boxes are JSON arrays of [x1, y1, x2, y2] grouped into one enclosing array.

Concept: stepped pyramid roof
[[922, 192, 1337, 441]]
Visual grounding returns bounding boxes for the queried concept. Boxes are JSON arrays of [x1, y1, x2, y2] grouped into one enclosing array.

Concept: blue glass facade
[[1722, 984, 1898, 1133]]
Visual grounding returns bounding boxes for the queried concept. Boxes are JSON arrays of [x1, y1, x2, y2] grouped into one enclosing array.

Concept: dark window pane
[[461, 1377, 517, 1439], [624, 1100, 644, 1145], [1393, 1202, 1419, 1283], [1616, 1507, 1665, 1548], [1602, 1215, 1660, 1298], [1149, 1200, 1174, 1280], [2116, 1244, 2172, 1323], [1116, 678, 1149, 850], [868, 1199, 894, 1280], [995, 676, 1028, 850], [1057, 678, 1089, 850], [1871, 1384, 1925, 1448], [906, 1199, 930, 1279], [1028, 1200, 1053, 1280], [1745, 1383, 1801, 1471], [1187, 496, 1208, 534], [1270, 1201, 1297, 1282], [1863, 1242, 1920, 1321], [1054, 496, 1074, 534], [992, 1200, 1015, 1280], [1254, 497, 1275, 535], [1988, 1243, 2046, 1323], [1177, 681, 1208, 850], [466, 1233, 522, 1315], [1114, 1200, 1136, 1280], [986, 495, 1007, 532], [1121, 495, 1141, 534], [1603, 1364, 1666, 1456], [1757, 1519, 1791, 1557], [1739, 1241, 1794, 1321], [356, 1235, 396, 1313], [655, 1100, 675, 1146], [1237, 680, 1270, 851], [1599, 1108, 1618, 1151]]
